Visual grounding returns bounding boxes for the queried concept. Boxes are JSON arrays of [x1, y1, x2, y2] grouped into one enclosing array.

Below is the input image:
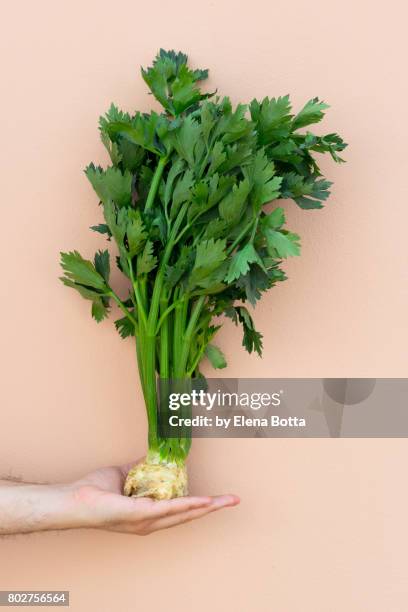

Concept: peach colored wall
[[1, 1, 407, 610]]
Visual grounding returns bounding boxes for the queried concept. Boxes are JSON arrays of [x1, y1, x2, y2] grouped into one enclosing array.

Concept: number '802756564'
[[1, 591, 68, 606]]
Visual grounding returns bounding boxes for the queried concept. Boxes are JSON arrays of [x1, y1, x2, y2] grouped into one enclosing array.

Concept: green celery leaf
[[94, 249, 110, 283], [115, 316, 135, 338], [99, 103, 131, 132], [193, 261, 228, 292], [165, 245, 194, 288], [60, 251, 108, 290], [126, 210, 147, 256], [118, 138, 145, 171], [164, 159, 185, 209], [60, 277, 101, 301], [137, 165, 154, 201], [100, 132, 122, 165], [137, 240, 157, 275], [214, 101, 253, 144], [60, 273, 110, 324], [205, 344, 227, 369], [171, 169, 194, 219], [268, 139, 301, 163], [141, 49, 211, 116], [203, 218, 228, 240], [208, 175, 236, 208], [168, 115, 201, 167], [189, 238, 226, 286], [85, 164, 132, 207], [250, 96, 293, 145], [226, 306, 263, 356], [263, 207, 285, 229], [171, 64, 212, 115], [207, 141, 226, 175], [225, 243, 265, 283], [264, 229, 301, 258], [92, 299, 110, 322], [307, 132, 347, 163], [218, 140, 254, 173], [200, 101, 217, 144], [191, 180, 209, 208], [102, 200, 125, 247], [281, 172, 332, 209], [106, 112, 168, 156], [90, 223, 112, 239], [236, 266, 271, 305], [219, 178, 251, 225], [245, 149, 282, 207], [141, 55, 174, 111], [243, 324, 263, 355], [292, 97, 329, 130]]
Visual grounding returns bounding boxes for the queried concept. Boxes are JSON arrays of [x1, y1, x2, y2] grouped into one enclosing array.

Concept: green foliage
[[137, 240, 157, 275], [115, 315, 135, 338], [264, 229, 301, 258], [245, 150, 282, 208], [225, 243, 264, 283], [281, 172, 332, 209], [94, 250, 110, 283], [90, 223, 112, 239], [226, 306, 263, 356], [60, 251, 107, 290], [168, 116, 202, 166], [219, 179, 251, 225], [205, 344, 227, 369], [126, 210, 147, 256], [141, 48, 212, 116], [292, 97, 329, 130], [250, 96, 293, 145], [264, 206, 285, 228], [85, 165, 132, 207], [106, 112, 169, 156], [91, 299, 110, 322], [60, 48, 346, 387], [60, 251, 110, 322]]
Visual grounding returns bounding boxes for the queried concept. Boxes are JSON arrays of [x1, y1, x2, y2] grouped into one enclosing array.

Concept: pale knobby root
[[124, 458, 188, 500]]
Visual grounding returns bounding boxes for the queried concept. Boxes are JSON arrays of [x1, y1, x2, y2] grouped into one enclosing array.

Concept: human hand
[[70, 461, 239, 535], [0, 462, 239, 536]]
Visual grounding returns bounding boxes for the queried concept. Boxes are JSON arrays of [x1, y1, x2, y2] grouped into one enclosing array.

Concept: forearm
[[0, 481, 82, 535]]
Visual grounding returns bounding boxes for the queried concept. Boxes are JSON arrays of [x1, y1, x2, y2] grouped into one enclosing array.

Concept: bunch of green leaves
[[60, 49, 346, 376]]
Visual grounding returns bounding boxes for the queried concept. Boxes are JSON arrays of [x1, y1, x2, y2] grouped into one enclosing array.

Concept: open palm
[[72, 461, 239, 535]]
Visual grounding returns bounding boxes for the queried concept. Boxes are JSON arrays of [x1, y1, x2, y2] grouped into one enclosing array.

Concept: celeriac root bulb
[[124, 459, 188, 500]]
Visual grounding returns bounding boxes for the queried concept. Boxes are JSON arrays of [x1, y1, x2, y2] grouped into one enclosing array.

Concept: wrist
[[40, 483, 88, 532], [65, 482, 111, 531], [48, 482, 108, 532]]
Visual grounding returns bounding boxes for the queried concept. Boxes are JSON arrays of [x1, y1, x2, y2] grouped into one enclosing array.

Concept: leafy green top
[[60, 49, 346, 372]]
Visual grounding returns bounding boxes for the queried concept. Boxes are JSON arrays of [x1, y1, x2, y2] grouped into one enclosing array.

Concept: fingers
[[148, 494, 240, 533], [131, 495, 213, 519], [101, 493, 239, 535]]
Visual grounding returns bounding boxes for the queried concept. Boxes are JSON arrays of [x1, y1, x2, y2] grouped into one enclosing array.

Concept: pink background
[[1, 0, 407, 610]]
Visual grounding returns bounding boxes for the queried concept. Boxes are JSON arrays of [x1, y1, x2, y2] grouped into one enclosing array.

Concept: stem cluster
[[115, 159, 204, 462]]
